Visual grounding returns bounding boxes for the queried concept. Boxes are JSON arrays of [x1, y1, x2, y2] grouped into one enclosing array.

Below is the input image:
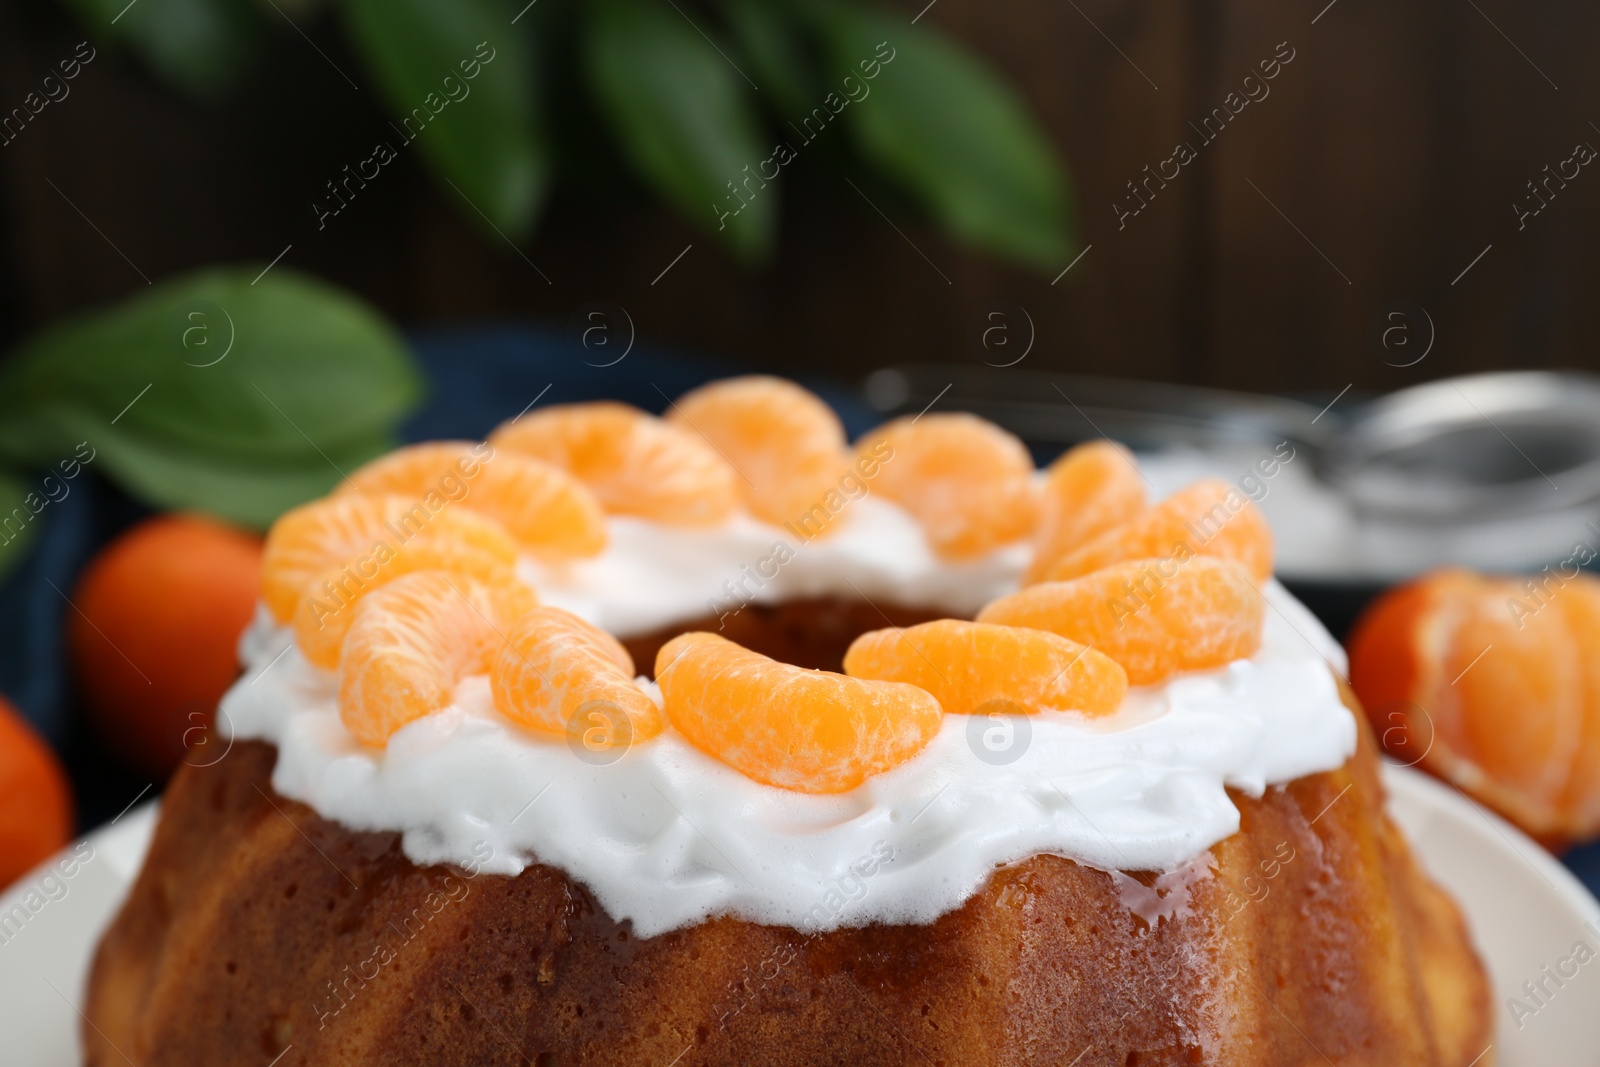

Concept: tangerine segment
[[844, 620, 1127, 717], [1033, 478, 1273, 585], [667, 376, 848, 531], [340, 442, 607, 558], [853, 413, 1039, 560], [655, 632, 942, 794], [490, 607, 663, 746], [1344, 576, 1439, 769], [338, 571, 537, 747], [294, 544, 529, 670], [489, 402, 739, 527], [977, 557, 1265, 685], [1445, 576, 1582, 809], [262, 494, 517, 623], [1025, 441, 1147, 584], [339, 441, 489, 497]]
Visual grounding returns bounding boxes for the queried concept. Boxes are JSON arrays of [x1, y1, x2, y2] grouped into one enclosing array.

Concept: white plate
[[0, 802, 159, 1067], [1, 768, 1596, 1065], [1381, 764, 1600, 1065]]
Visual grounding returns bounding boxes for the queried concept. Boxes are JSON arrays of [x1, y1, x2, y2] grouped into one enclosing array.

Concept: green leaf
[[809, 3, 1074, 271], [0, 267, 424, 527], [341, 0, 546, 238], [39, 404, 394, 528], [584, 0, 775, 260], [0, 267, 421, 464], [0, 470, 42, 585], [64, 0, 263, 99], [724, 0, 817, 120]]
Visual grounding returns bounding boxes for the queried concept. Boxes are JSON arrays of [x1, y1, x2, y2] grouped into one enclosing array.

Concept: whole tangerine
[[69, 514, 263, 777], [1349, 566, 1600, 850], [0, 694, 73, 891]]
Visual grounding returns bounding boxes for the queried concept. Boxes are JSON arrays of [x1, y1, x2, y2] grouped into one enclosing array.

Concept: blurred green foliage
[[0, 269, 423, 580], [62, 0, 1075, 270]]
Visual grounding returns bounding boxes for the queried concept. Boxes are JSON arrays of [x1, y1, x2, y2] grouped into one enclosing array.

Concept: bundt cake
[[83, 378, 1492, 1065]]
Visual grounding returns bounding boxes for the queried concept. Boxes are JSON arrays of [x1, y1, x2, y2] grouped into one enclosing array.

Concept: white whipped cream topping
[[518, 495, 1030, 638], [223, 503, 1355, 938]]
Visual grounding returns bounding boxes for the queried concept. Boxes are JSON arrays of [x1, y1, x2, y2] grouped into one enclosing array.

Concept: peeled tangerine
[[845, 620, 1127, 717], [655, 632, 942, 794], [1025, 440, 1146, 584], [339, 571, 537, 747], [1031, 478, 1273, 585], [339, 442, 607, 558], [667, 376, 848, 534], [491, 607, 663, 747], [853, 413, 1039, 560], [977, 557, 1265, 685], [262, 493, 517, 623], [489, 402, 739, 527], [1349, 567, 1600, 849], [295, 545, 528, 670]]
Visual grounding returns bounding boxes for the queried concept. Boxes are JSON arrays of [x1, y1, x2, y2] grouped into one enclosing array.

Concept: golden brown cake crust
[[84, 699, 1492, 1067]]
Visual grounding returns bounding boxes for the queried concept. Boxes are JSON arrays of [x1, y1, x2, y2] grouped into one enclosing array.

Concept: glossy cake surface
[[86, 717, 1488, 1066]]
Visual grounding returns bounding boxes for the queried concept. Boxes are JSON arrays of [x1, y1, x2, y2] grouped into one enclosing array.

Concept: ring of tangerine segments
[[844, 619, 1128, 717], [338, 570, 537, 747], [1025, 440, 1147, 584], [1031, 478, 1273, 586], [294, 544, 531, 670], [338, 441, 607, 559], [977, 557, 1265, 685], [262, 494, 518, 623], [489, 401, 739, 527], [490, 606, 662, 749], [853, 413, 1039, 560], [655, 632, 942, 794], [666, 376, 849, 534]]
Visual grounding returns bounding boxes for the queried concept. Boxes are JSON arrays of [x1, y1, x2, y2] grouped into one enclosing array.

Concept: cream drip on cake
[[222, 500, 1356, 939]]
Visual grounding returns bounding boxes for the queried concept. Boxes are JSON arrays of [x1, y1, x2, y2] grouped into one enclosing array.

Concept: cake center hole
[[622, 596, 955, 678]]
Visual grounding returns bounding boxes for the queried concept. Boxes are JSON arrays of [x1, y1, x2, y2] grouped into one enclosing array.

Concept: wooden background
[[1, 0, 1597, 396]]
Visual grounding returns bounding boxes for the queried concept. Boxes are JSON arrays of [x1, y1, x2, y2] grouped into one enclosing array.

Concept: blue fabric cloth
[[4, 325, 1598, 892]]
